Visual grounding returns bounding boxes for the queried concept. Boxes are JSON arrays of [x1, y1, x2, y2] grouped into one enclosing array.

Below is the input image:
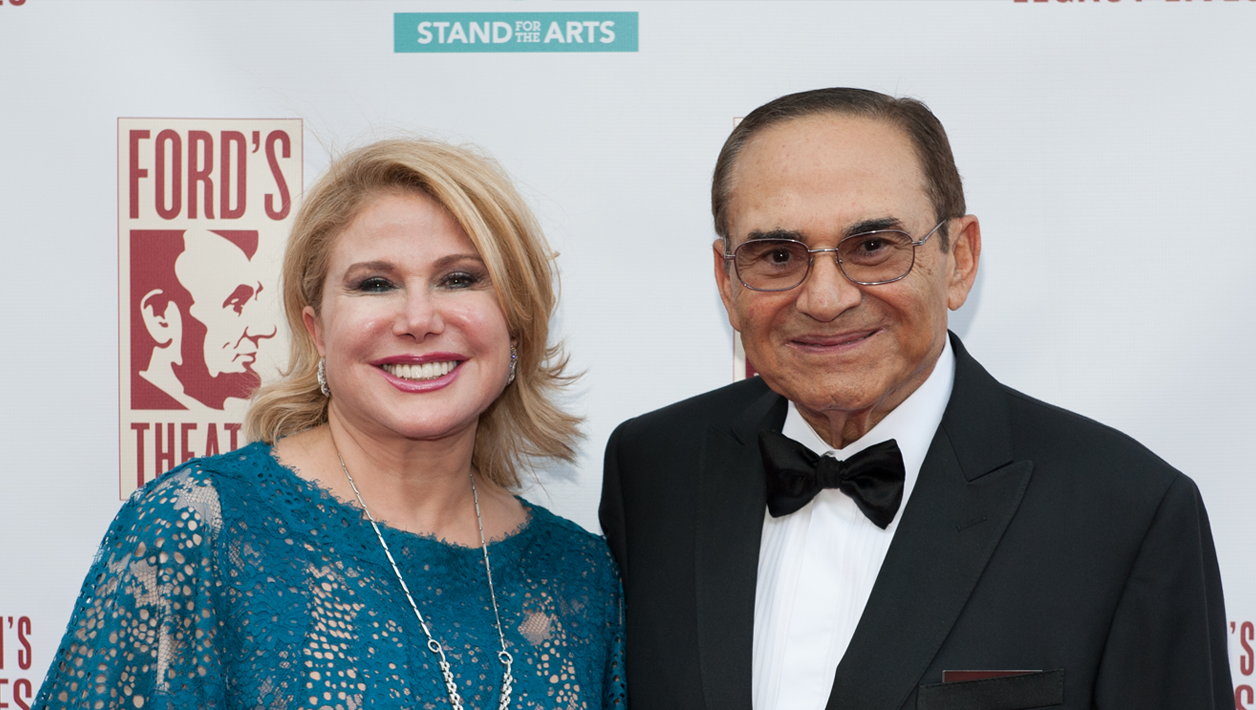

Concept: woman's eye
[[442, 271, 483, 289], [356, 276, 395, 293]]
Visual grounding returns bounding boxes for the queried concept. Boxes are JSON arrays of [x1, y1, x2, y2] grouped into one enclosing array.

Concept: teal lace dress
[[34, 443, 626, 710]]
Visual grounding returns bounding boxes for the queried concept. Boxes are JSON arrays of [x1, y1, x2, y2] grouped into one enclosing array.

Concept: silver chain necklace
[[336, 450, 514, 710]]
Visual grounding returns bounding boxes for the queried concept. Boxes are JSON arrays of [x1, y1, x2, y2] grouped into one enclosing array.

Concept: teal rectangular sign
[[394, 12, 638, 53]]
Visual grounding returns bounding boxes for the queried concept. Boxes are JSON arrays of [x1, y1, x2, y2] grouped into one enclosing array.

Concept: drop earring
[[318, 358, 330, 397], [507, 344, 518, 385]]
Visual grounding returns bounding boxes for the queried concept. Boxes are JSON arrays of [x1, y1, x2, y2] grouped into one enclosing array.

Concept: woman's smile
[[381, 360, 458, 381]]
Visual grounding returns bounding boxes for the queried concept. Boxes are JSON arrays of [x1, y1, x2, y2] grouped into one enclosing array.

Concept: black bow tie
[[759, 430, 906, 529]]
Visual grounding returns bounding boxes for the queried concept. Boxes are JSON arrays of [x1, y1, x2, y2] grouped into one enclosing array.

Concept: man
[[132, 228, 277, 410], [599, 89, 1231, 709]]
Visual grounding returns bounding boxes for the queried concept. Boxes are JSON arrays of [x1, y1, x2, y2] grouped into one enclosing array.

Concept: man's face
[[716, 114, 979, 430], [175, 230, 276, 379]]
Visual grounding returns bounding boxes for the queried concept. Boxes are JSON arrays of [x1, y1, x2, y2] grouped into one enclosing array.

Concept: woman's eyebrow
[[432, 253, 485, 269], [343, 260, 396, 277]]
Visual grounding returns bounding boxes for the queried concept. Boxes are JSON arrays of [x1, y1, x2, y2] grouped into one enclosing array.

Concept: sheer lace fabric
[[35, 443, 626, 710]]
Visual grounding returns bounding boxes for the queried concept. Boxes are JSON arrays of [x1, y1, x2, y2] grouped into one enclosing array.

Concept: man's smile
[[786, 328, 880, 352]]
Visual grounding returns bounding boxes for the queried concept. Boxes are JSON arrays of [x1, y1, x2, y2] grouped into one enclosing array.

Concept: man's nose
[[794, 253, 862, 322]]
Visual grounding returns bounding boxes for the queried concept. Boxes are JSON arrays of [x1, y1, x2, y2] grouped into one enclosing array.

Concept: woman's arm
[[33, 467, 228, 709]]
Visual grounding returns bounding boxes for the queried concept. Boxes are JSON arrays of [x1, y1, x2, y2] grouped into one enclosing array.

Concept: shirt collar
[[780, 336, 955, 504]]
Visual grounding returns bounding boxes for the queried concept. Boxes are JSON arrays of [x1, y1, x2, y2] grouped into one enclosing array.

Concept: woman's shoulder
[[510, 501, 623, 641], [123, 442, 282, 530], [180, 440, 278, 478], [155, 439, 302, 494], [516, 500, 619, 576], [80, 446, 277, 589], [522, 501, 603, 542]]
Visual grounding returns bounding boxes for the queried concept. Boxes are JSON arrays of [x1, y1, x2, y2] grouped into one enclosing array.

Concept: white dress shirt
[[751, 340, 956, 710]]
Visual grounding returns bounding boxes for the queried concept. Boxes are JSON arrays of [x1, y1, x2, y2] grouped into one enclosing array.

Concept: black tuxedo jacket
[[600, 334, 1231, 709]]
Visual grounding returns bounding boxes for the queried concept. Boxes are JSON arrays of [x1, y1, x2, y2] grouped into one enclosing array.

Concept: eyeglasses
[[723, 220, 947, 292]]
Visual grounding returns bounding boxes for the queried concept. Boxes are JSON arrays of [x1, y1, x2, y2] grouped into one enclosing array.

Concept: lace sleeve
[[603, 577, 627, 710], [34, 466, 227, 709]]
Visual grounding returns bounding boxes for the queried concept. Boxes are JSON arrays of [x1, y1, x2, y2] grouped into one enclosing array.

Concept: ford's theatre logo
[[130, 228, 275, 410], [118, 118, 301, 498], [394, 12, 638, 53]]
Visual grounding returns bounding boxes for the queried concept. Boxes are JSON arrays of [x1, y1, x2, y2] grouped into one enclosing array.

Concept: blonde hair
[[246, 138, 580, 487]]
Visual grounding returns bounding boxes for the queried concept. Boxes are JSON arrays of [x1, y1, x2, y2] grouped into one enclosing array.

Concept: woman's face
[[305, 190, 512, 445]]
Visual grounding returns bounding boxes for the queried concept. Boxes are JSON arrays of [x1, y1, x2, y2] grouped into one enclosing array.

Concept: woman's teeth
[[382, 361, 457, 381]]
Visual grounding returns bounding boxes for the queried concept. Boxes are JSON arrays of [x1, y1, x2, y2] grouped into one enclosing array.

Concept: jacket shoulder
[[1004, 384, 1170, 463], [612, 376, 773, 441], [950, 335, 1184, 493], [996, 381, 1188, 505]]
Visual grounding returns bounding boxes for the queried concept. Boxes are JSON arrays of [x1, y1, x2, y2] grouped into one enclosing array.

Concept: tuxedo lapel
[[694, 383, 787, 710], [827, 335, 1035, 710]]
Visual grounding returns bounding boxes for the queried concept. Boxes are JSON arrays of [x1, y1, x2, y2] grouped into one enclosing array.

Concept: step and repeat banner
[[2, 0, 1255, 703]]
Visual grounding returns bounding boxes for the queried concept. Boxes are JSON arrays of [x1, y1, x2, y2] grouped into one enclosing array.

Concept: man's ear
[[140, 289, 180, 347], [713, 239, 742, 332], [946, 215, 982, 311], [302, 305, 326, 357]]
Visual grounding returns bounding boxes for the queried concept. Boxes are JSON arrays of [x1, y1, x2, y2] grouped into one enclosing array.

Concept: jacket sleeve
[[1092, 473, 1232, 708], [599, 419, 631, 584]]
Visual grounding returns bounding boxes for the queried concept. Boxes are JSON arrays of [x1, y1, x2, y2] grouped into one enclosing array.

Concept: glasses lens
[[838, 231, 914, 284], [734, 240, 810, 291]]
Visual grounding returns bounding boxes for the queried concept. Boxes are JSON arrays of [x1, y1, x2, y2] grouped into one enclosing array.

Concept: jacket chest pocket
[[916, 669, 1064, 710]]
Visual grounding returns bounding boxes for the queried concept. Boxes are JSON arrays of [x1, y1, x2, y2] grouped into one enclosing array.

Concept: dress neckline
[[245, 440, 538, 551]]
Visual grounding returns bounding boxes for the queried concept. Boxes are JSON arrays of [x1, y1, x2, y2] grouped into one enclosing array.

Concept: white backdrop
[[2, 0, 1255, 704]]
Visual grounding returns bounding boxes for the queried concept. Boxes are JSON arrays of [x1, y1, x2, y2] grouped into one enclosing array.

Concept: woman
[[36, 139, 625, 709]]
